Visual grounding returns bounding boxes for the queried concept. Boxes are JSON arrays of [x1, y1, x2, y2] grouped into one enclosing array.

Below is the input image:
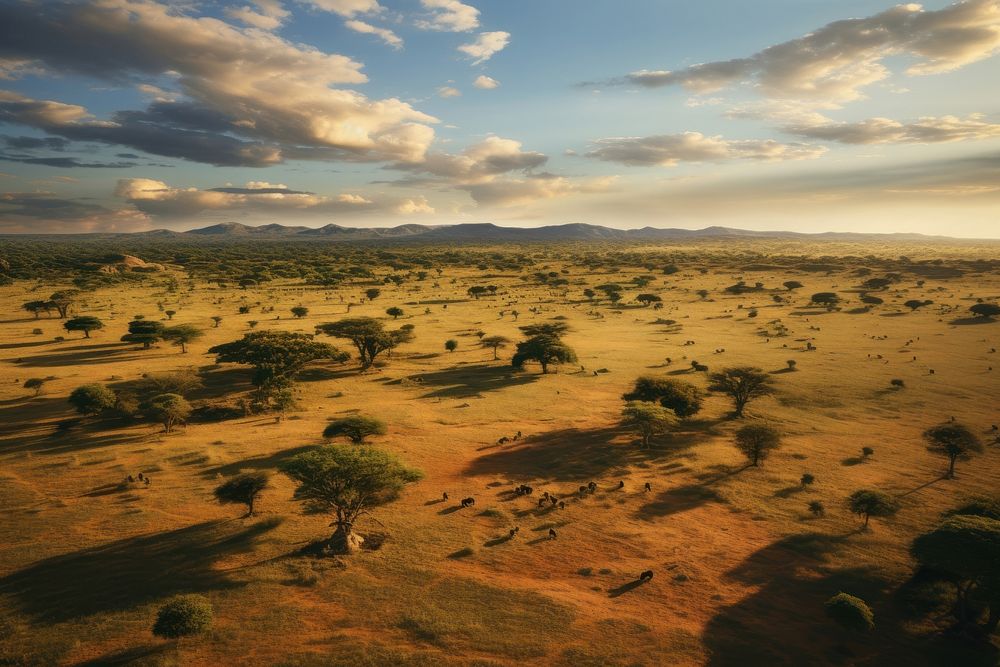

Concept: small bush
[[152, 594, 213, 638], [890, 378, 904, 388], [824, 592, 874, 632]]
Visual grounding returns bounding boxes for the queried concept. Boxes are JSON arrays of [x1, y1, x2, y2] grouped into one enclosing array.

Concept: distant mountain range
[[118, 221, 957, 242]]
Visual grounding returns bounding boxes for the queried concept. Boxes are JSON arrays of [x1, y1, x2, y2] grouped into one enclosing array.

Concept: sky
[[0, 0, 999, 237]]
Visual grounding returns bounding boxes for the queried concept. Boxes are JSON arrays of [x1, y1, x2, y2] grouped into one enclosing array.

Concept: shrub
[[825, 593, 875, 632], [809, 500, 825, 517], [323, 415, 387, 443], [622, 376, 703, 417], [68, 383, 117, 416], [801, 473, 815, 487], [152, 594, 213, 639]]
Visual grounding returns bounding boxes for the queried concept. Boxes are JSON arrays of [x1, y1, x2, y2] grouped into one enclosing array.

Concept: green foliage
[[68, 383, 117, 416], [365, 288, 381, 301], [323, 415, 387, 444], [48, 290, 79, 318], [444, 339, 458, 352], [481, 335, 511, 359], [734, 423, 781, 466], [810, 292, 840, 308], [152, 594, 213, 639], [144, 393, 192, 432], [214, 472, 271, 516], [707, 366, 774, 417], [824, 593, 875, 632], [291, 306, 309, 318], [970, 303, 1000, 318], [924, 423, 984, 478], [511, 335, 577, 374], [162, 324, 204, 353], [783, 281, 803, 290], [21, 300, 51, 318], [210, 331, 348, 396], [315, 317, 412, 370], [622, 376, 703, 417], [23, 378, 48, 395], [280, 446, 422, 552], [636, 293, 661, 306], [386, 307, 404, 319], [848, 489, 899, 527], [63, 316, 103, 338], [518, 323, 569, 338], [121, 319, 165, 349], [621, 401, 679, 447]]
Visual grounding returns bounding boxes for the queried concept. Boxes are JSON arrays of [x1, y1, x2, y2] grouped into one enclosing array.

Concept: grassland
[[0, 238, 997, 666]]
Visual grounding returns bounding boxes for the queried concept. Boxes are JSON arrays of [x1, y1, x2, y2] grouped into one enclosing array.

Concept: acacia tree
[[291, 306, 309, 319], [810, 292, 840, 309], [386, 307, 403, 319], [734, 423, 781, 466], [622, 401, 678, 448], [783, 281, 803, 291], [162, 324, 204, 353], [707, 367, 774, 417], [63, 316, 103, 338], [323, 415, 387, 444], [209, 331, 348, 400], [22, 300, 51, 318], [48, 290, 79, 318], [923, 423, 983, 479], [623, 376, 703, 417], [214, 472, 271, 517], [911, 513, 1000, 633], [512, 335, 577, 374], [69, 383, 117, 416], [145, 393, 191, 432], [481, 335, 511, 360], [315, 317, 412, 370], [636, 293, 662, 307], [848, 489, 899, 528], [970, 303, 1000, 319], [280, 446, 422, 553], [122, 319, 165, 349]]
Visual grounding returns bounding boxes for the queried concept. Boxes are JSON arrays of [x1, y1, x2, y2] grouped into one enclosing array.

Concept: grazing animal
[[558, 501, 565, 510], [461, 497, 476, 508], [509, 527, 520, 538], [548, 528, 557, 539], [498, 437, 510, 445], [549, 496, 558, 506], [587, 481, 597, 493], [639, 570, 654, 581], [579, 486, 587, 495], [644, 482, 651, 492], [538, 498, 547, 507], [442, 492, 449, 501], [618, 481, 625, 489]]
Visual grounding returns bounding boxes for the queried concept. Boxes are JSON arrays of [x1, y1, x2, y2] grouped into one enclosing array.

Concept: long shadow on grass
[[0, 518, 281, 624], [0, 397, 147, 455], [11, 343, 165, 367], [200, 445, 318, 478], [401, 363, 540, 399], [698, 530, 984, 666], [465, 425, 711, 483]]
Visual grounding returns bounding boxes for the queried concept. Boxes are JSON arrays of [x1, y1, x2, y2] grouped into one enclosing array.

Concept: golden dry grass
[[0, 239, 998, 666]]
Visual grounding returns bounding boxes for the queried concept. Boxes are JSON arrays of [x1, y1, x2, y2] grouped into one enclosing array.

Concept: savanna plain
[[0, 237, 998, 667]]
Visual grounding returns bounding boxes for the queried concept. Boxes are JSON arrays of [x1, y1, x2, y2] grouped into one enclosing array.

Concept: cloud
[[0, 190, 151, 233], [473, 75, 499, 89], [392, 135, 547, 184], [0, 1, 437, 165], [465, 174, 616, 207], [337, 193, 372, 204], [225, 3, 288, 31], [458, 31, 510, 64], [437, 86, 462, 98], [345, 19, 403, 49], [416, 0, 480, 32], [784, 113, 1000, 144], [303, 0, 382, 18], [585, 132, 826, 166], [394, 196, 435, 214], [619, 0, 1000, 102]]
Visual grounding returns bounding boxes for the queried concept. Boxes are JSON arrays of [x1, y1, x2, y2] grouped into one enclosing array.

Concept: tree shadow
[[75, 644, 172, 667], [0, 340, 58, 350], [200, 445, 318, 478], [466, 425, 708, 483], [12, 344, 169, 367], [950, 317, 996, 326], [400, 363, 539, 399], [841, 456, 865, 466], [635, 483, 725, 520], [608, 578, 648, 598], [0, 518, 281, 624], [0, 396, 147, 455], [700, 529, 975, 666], [774, 485, 805, 498]]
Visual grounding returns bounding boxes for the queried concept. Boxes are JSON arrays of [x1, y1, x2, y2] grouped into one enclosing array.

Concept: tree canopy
[[210, 331, 348, 397], [621, 401, 679, 447], [707, 367, 773, 417], [622, 376, 703, 417], [323, 415, 387, 444], [315, 317, 412, 370], [923, 422, 983, 478], [63, 316, 103, 338]]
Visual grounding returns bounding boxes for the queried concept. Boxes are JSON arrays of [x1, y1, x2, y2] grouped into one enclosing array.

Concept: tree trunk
[[493, 347, 498, 360], [330, 523, 364, 554], [84, 329, 90, 338], [864, 513, 870, 527], [247, 496, 255, 517], [181, 342, 187, 353], [948, 455, 956, 479]]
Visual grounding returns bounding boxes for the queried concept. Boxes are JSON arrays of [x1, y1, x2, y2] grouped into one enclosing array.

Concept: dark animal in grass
[[509, 527, 520, 538], [639, 570, 654, 581], [549, 496, 558, 506], [588, 481, 597, 493], [548, 528, 557, 539], [461, 497, 475, 508], [644, 482, 651, 492], [579, 486, 587, 495], [558, 501, 565, 509], [618, 481, 625, 489], [538, 498, 547, 507], [442, 492, 449, 501]]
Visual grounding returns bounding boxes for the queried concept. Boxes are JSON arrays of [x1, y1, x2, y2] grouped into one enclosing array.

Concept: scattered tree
[[22, 300, 51, 319], [63, 315, 103, 338], [810, 292, 840, 309], [162, 324, 204, 353], [783, 281, 803, 291], [291, 306, 309, 319], [211, 316, 223, 328], [165, 310, 176, 320], [511, 335, 577, 374], [280, 445, 422, 553], [214, 472, 271, 516], [848, 489, 899, 528], [734, 423, 781, 466], [970, 303, 1000, 319], [621, 401, 679, 448], [622, 376, 703, 417], [23, 377, 48, 396], [386, 306, 404, 319], [365, 288, 381, 301], [323, 415, 387, 444], [69, 383, 117, 416], [801, 473, 815, 487], [122, 319, 165, 349], [923, 423, 983, 479], [636, 293, 662, 307], [145, 393, 191, 432], [48, 290, 79, 318], [315, 317, 412, 370], [481, 335, 511, 360], [707, 366, 774, 417], [904, 299, 933, 311]]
